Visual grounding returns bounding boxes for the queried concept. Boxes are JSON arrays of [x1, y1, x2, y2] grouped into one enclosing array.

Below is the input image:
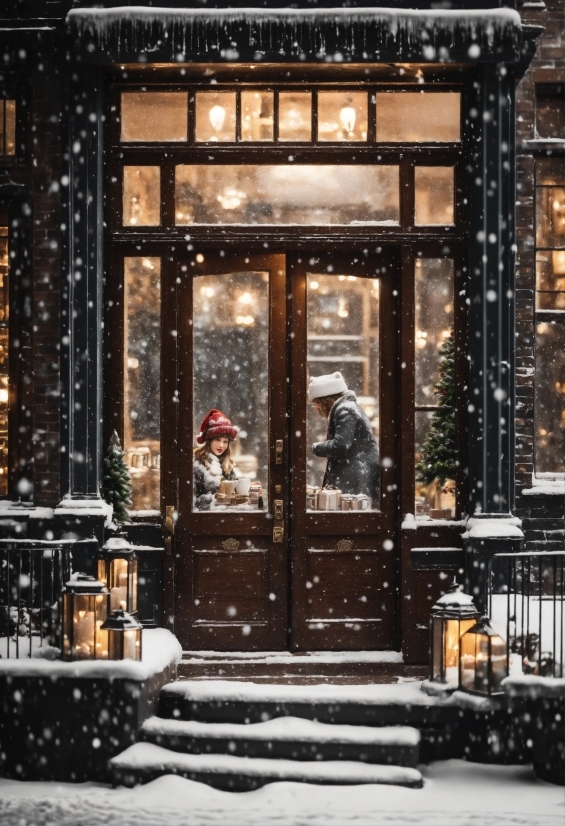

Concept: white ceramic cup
[[235, 477, 251, 495]]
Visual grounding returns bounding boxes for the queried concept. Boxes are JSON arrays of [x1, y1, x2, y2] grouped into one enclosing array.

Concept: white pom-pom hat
[[308, 371, 348, 401]]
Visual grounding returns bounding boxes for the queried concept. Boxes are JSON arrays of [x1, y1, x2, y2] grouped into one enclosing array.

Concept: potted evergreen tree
[[103, 431, 133, 526]]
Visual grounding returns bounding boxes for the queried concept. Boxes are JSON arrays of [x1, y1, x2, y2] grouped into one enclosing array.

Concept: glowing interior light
[[209, 105, 226, 132], [309, 281, 319, 290], [337, 298, 349, 318], [235, 315, 255, 326], [338, 275, 346, 281], [238, 291, 253, 304], [339, 106, 356, 134], [127, 357, 139, 370], [0, 388, 8, 403], [142, 258, 155, 270], [347, 275, 357, 281], [200, 286, 215, 298]]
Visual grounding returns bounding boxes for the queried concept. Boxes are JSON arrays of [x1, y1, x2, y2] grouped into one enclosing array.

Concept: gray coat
[[313, 391, 379, 502]]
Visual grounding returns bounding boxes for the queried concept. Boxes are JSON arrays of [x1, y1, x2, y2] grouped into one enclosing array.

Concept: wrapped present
[[306, 486, 321, 510], [341, 495, 354, 511], [318, 486, 341, 510], [351, 494, 369, 510]]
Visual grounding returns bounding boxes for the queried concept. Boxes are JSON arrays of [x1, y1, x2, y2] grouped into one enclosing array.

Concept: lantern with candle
[[61, 574, 110, 661], [459, 616, 508, 695], [101, 609, 142, 661], [430, 580, 481, 686], [98, 536, 138, 615]]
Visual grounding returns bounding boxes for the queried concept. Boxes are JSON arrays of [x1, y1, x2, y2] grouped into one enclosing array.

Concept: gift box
[[341, 495, 354, 511], [351, 494, 369, 510], [306, 486, 321, 510], [318, 487, 342, 510]]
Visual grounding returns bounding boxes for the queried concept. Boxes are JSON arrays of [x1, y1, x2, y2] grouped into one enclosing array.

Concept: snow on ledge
[[401, 513, 466, 530], [0, 628, 181, 681], [521, 477, 565, 496], [462, 516, 523, 540], [503, 674, 565, 698], [182, 650, 403, 664]]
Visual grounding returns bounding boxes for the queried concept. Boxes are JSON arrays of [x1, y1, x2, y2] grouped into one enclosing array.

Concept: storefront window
[[122, 167, 161, 226], [195, 91, 237, 142], [535, 159, 565, 473], [175, 164, 400, 225], [415, 167, 455, 226], [535, 84, 565, 140], [376, 92, 460, 143], [306, 274, 380, 511], [121, 92, 188, 142], [317, 91, 368, 142], [278, 92, 312, 142], [414, 258, 454, 516], [0, 101, 16, 155], [241, 91, 274, 142], [124, 257, 161, 512], [193, 271, 269, 511]]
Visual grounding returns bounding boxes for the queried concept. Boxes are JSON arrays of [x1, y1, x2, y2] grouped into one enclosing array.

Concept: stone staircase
[[109, 679, 457, 791]]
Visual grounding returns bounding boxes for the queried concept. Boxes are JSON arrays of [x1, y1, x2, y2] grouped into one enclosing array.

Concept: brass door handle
[[275, 439, 284, 465], [273, 525, 284, 543], [274, 499, 284, 520], [165, 505, 177, 535], [273, 499, 284, 542]]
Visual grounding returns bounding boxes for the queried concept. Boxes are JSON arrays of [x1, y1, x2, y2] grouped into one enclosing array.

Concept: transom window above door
[[119, 88, 461, 145]]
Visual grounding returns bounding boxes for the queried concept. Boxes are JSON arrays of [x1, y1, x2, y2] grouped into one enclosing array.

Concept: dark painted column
[[59, 65, 106, 538], [464, 62, 523, 610]]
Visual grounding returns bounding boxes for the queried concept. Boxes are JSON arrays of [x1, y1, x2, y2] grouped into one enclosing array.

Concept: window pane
[[415, 259, 454, 406], [0, 228, 8, 495], [317, 92, 368, 142], [536, 186, 565, 248], [535, 321, 565, 473], [121, 92, 188, 142], [537, 159, 565, 186], [193, 271, 269, 511], [376, 93, 460, 143], [195, 91, 236, 142], [122, 167, 160, 226], [415, 167, 454, 226], [536, 85, 565, 140], [4, 101, 15, 155], [306, 274, 380, 511], [415, 411, 455, 518], [124, 257, 161, 512], [278, 92, 312, 142], [536, 250, 565, 310], [241, 91, 274, 141], [175, 164, 399, 225]]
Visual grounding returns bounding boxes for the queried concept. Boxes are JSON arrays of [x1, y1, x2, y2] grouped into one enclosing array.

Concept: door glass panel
[[124, 257, 161, 513], [241, 91, 274, 141], [536, 186, 565, 248], [414, 258, 455, 517], [376, 92, 461, 143], [415, 167, 454, 226], [122, 167, 160, 226], [306, 274, 380, 512], [278, 92, 312, 142], [121, 92, 188, 142], [195, 91, 236, 142], [536, 250, 565, 310], [535, 321, 565, 473], [175, 165, 399, 225], [317, 92, 368, 142], [0, 227, 8, 495], [193, 271, 269, 511]]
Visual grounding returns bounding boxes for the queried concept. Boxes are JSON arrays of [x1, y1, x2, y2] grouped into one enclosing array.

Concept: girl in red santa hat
[[193, 409, 238, 510]]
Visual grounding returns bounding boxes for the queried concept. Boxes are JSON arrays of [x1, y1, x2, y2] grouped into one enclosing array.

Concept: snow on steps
[[159, 679, 454, 727], [141, 715, 420, 767], [110, 742, 423, 791]]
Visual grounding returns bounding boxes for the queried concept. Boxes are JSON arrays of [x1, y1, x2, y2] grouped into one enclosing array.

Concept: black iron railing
[[490, 551, 565, 678], [0, 540, 72, 659]]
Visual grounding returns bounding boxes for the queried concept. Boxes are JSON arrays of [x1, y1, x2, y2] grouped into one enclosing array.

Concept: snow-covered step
[[110, 742, 423, 791], [141, 715, 420, 767], [159, 679, 453, 727]]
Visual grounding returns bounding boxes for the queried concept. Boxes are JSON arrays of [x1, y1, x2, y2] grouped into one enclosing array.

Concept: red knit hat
[[197, 409, 238, 444]]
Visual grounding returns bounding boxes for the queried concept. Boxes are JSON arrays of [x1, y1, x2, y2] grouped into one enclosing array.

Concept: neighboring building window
[[535, 85, 565, 141], [535, 159, 565, 473], [0, 101, 15, 156], [0, 227, 8, 493]]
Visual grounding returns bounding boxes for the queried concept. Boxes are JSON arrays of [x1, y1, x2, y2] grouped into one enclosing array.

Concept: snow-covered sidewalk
[[1, 760, 563, 826]]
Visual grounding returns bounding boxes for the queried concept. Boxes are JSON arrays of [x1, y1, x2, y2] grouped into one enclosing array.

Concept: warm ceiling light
[[339, 106, 356, 134], [209, 105, 226, 132], [310, 281, 319, 290]]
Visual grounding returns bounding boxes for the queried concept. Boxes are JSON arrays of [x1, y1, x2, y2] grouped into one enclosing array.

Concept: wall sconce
[[459, 616, 508, 696], [61, 574, 109, 661], [430, 581, 481, 686], [339, 105, 356, 135], [101, 609, 142, 661], [209, 105, 226, 132], [98, 536, 138, 615]]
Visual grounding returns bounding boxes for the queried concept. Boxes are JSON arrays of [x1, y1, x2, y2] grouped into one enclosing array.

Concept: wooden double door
[[173, 248, 400, 651]]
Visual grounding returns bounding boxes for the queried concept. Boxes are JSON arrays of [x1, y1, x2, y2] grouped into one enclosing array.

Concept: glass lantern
[[98, 537, 138, 615], [459, 616, 509, 695], [430, 581, 481, 686], [101, 609, 142, 661], [61, 574, 110, 661]]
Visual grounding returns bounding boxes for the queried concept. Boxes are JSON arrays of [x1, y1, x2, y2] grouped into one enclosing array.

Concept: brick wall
[[515, 0, 565, 548]]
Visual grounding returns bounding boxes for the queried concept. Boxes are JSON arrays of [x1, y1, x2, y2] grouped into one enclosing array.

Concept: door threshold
[[179, 650, 427, 683]]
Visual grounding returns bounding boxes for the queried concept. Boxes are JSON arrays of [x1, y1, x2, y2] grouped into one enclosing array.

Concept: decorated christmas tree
[[416, 330, 457, 490], [102, 431, 133, 525]]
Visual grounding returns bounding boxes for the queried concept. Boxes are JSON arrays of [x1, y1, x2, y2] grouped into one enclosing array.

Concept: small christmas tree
[[416, 330, 457, 490], [103, 431, 133, 525]]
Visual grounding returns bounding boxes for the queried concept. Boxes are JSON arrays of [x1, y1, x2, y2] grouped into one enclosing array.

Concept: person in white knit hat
[[309, 372, 379, 504]]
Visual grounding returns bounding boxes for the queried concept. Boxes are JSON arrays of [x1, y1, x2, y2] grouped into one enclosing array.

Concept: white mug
[[235, 477, 251, 495]]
